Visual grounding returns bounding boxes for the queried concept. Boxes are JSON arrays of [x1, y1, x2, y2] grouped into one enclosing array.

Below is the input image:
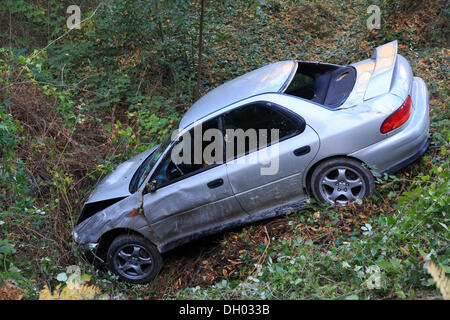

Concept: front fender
[[72, 192, 149, 244]]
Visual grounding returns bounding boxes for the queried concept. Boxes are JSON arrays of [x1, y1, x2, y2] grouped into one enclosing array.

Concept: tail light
[[380, 96, 412, 134]]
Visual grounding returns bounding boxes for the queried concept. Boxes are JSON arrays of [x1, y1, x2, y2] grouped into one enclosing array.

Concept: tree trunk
[[194, 0, 205, 101]]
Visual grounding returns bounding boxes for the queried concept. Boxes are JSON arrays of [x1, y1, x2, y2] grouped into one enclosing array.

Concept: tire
[[310, 157, 374, 205], [107, 234, 163, 284]]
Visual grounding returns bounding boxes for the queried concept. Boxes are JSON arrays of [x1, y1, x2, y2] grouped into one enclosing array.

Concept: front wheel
[[310, 157, 374, 205], [107, 234, 163, 284]]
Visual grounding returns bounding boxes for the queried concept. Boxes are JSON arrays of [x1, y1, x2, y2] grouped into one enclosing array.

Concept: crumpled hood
[[85, 146, 158, 204]]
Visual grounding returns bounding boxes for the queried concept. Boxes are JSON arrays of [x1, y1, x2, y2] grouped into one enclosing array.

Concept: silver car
[[72, 41, 429, 283]]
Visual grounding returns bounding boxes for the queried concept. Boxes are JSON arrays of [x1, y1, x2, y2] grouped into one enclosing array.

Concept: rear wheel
[[311, 157, 374, 205], [107, 234, 162, 284]]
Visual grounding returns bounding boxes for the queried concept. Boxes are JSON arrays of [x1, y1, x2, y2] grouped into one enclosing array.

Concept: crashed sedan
[[72, 41, 430, 283]]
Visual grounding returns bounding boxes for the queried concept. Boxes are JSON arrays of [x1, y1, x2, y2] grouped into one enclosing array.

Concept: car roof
[[179, 60, 297, 128]]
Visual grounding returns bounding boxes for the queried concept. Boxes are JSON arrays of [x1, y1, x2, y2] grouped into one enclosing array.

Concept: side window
[[152, 118, 222, 188], [222, 102, 303, 159]]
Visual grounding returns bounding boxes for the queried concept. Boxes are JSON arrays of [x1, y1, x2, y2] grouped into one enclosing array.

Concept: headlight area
[[71, 230, 80, 242], [72, 225, 103, 263], [76, 240, 103, 264]]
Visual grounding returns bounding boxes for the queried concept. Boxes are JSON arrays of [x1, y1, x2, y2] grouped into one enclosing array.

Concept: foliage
[[0, 280, 25, 300], [0, 0, 83, 48], [0, 0, 448, 299], [39, 265, 103, 300], [0, 239, 22, 283]]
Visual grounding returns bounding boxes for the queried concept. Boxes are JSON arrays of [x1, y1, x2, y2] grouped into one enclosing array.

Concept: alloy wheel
[[319, 166, 366, 205], [114, 244, 153, 280]]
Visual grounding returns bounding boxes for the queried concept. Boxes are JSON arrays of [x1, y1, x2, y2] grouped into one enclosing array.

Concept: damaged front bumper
[[72, 230, 102, 263], [79, 244, 103, 265], [71, 192, 157, 264]]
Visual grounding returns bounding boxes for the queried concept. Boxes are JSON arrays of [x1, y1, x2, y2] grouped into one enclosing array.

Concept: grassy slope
[[149, 0, 450, 300], [0, 0, 448, 299]]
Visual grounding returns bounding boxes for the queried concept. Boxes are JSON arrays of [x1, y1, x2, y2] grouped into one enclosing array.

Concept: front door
[[142, 118, 245, 250]]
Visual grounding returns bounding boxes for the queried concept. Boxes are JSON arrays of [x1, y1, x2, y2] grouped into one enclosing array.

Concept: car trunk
[[284, 41, 409, 110], [345, 41, 412, 109]]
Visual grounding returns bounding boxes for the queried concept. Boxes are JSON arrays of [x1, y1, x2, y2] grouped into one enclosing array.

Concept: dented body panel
[[74, 192, 152, 245], [142, 164, 246, 251]]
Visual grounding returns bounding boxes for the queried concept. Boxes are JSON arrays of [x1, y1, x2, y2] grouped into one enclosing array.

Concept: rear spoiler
[[363, 40, 398, 100]]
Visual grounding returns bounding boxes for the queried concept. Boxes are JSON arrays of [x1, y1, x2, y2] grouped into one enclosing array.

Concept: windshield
[[129, 130, 176, 193]]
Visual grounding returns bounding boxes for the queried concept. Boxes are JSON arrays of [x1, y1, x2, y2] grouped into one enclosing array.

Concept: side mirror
[[146, 180, 158, 193]]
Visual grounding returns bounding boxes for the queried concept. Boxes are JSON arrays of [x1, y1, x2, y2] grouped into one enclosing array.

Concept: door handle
[[293, 146, 311, 156], [207, 178, 224, 189]]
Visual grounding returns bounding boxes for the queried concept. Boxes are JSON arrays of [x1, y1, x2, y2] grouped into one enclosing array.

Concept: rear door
[[223, 102, 320, 214]]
